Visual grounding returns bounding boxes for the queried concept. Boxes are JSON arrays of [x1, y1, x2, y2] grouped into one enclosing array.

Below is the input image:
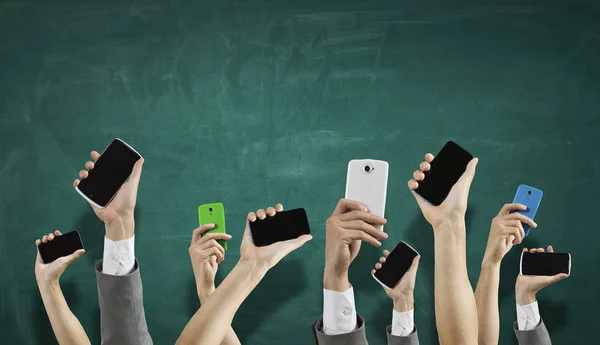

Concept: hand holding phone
[[511, 185, 543, 237], [35, 230, 86, 284], [372, 241, 420, 290], [249, 207, 311, 247], [515, 246, 570, 305], [345, 159, 389, 231], [414, 141, 473, 206], [408, 145, 478, 228], [74, 138, 142, 209], [242, 204, 312, 270], [198, 203, 227, 252]]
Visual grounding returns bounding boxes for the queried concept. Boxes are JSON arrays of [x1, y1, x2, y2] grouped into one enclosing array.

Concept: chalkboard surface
[[1, 1, 599, 344]]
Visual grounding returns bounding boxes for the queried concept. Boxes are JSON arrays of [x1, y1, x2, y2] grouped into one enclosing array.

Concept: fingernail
[[362, 207, 368, 212]]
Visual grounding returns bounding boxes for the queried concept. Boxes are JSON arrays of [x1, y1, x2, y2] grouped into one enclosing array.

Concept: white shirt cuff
[[516, 301, 541, 331], [391, 309, 414, 336], [323, 287, 358, 335], [102, 235, 135, 276]]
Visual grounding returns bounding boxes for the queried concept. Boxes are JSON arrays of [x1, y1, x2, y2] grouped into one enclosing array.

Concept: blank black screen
[[77, 139, 141, 207], [37, 231, 84, 263], [249, 208, 310, 247], [521, 252, 570, 276], [374, 241, 419, 289], [414, 141, 473, 206]]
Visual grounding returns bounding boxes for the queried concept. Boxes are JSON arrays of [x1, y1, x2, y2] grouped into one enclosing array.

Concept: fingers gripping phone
[[373, 241, 419, 290], [37, 230, 84, 264], [198, 203, 227, 252], [75, 138, 142, 209], [512, 185, 543, 237], [345, 159, 389, 231], [520, 252, 571, 276], [414, 141, 473, 206], [249, 208, 310, 247]]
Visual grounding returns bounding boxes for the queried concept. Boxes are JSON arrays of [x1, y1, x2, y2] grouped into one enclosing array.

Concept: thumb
[[550, 273, 569, 284], [242, 221, 253, 243], [459, 158, 479, 186], [62, 249, 85, 266], [129, 158, 144, 184], [283, 234, 313, 253]]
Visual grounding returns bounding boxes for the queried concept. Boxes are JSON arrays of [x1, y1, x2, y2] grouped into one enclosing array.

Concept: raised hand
[[483, 203, 537, 264], [35, 230, 85, 285], [189, 224, 232, 302], [240, 204, 312, 270], [324, 198, 388, 291], [371, 250, 420, 312], [516, 246, 569, 305], [73, 150, 144, 225], [408, 153, 479, 229]]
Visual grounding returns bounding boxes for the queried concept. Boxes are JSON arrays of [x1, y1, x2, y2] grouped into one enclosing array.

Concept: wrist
[[433, 216, 466, 235], [393, 293, 414, 313], [198, 286, 216, 303], [235, 260, 269, 283], [516, 290, 537, 306], [37, 279, 60, 293], [481, 256, 501, 269], [105, 215, 135, 241], [323, 265, 350, 291]]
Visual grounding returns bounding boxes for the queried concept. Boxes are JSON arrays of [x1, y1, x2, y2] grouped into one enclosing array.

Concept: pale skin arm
[[176, 204, 312, 345], [408, 153, 479, 345], [474, 203, 534, 345], [35, 231, 91, 345], [189, 224, 240, 345]]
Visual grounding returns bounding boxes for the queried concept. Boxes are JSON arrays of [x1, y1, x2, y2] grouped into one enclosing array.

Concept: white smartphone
[[344, 159, 389, 231], [75, 138, 142, 209], [519, 251, 571, 276]]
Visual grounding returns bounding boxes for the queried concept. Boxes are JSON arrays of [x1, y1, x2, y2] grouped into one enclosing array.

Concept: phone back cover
[[345, 159, 389, 231], [198, 203, 227, 251], [512, 184, 543, 237]]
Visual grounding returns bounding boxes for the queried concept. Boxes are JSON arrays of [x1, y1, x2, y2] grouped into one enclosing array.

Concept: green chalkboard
[[1, 1, 599, 344]]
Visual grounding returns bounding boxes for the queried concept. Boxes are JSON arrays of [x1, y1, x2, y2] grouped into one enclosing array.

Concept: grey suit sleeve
[[386, 325, 419, 345], [95, 260, 153, 345], [513, 319, 551, 345], [311, 313, 368, 345]]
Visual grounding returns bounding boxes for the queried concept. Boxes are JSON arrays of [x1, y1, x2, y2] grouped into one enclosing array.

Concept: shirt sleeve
[[102, 235, 136, 276], [516, 301, 541, 331], [322, 287, 358, 335], [391, 309, 415, 336]]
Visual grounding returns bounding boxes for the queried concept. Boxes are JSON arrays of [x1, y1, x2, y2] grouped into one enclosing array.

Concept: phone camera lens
[[364, 164, 373, 173], [209, 207, 213, 212], [527, 191, 532, 195]]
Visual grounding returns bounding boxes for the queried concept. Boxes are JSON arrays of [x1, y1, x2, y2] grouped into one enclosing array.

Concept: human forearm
[[475, 261, 500, 345], [105, 214, 135, 241], [323, 265, 350, 292], [178, 261, 267, 345], [433, 219, 478, 345], [38, 281, 91, 345], [198, 287, 241, 345]]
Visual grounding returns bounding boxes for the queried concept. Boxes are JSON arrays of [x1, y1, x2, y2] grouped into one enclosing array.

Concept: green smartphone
[[198, 203, 227, 252]]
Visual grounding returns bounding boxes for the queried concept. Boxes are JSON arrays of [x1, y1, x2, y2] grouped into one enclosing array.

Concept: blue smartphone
[[512, 184, 543, 237]]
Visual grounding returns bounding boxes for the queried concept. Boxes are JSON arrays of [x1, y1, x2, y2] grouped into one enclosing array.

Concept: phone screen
[[249, 208, 310, 247], [521, 252, 570, 276], [37, 231, 84, 263], [76, 139, 141, 207], [414, 141, 473, 206], [373, 241, 419, 289]]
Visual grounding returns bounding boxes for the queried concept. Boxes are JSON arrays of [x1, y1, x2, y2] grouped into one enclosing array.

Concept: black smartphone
[[37, 230, 84, 264], [249, 208, 311, 247], [75, 138, 142, 208], [372, 241, 419, 289], [414, 141, 473, 206], [520, 252, 571, 276]]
